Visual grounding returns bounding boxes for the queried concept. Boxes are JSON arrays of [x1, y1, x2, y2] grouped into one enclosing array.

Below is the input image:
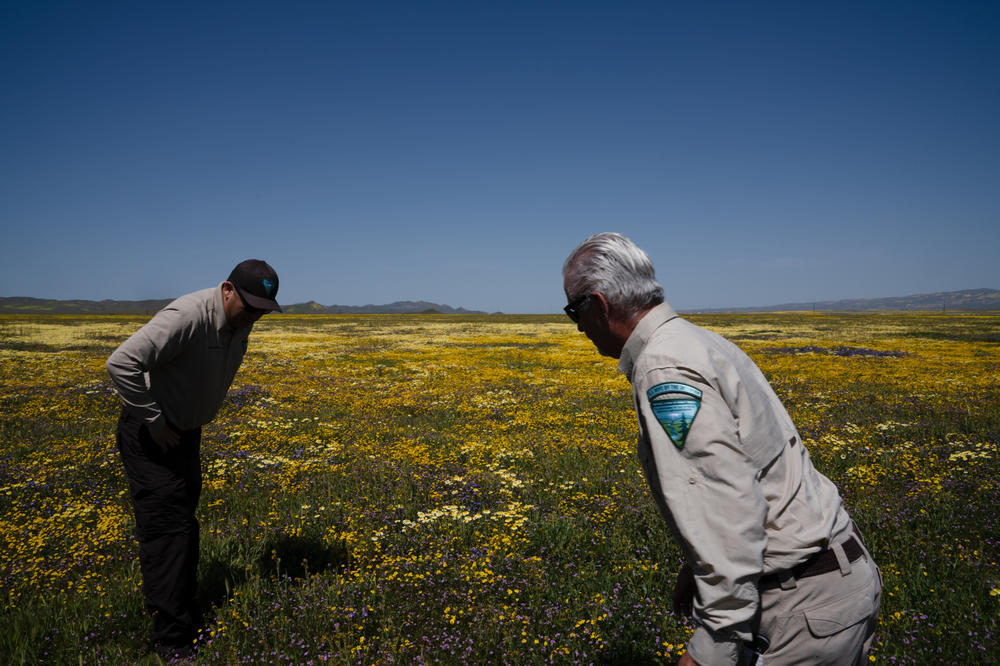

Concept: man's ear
[[221, 282, 239, 307], [591, 292, 612, 319]]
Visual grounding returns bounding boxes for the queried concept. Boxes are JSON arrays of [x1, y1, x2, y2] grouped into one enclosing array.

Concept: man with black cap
[[106, 259, 280, 660]]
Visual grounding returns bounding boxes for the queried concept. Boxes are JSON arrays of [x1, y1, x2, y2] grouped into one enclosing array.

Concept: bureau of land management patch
[[647, 382, 702, 449]]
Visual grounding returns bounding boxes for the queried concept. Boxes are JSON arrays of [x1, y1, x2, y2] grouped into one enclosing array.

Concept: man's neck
[[609, 306, 656, 358]]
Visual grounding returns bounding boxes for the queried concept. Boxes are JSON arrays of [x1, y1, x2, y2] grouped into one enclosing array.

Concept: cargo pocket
[[804, 586, 874, 638]]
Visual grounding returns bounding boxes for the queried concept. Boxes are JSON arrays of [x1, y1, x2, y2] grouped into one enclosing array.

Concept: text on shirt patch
[[646, 382, 702, 449]]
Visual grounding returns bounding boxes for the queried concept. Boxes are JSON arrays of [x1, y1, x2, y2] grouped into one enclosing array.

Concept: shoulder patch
[[646, 382, 702, 449]]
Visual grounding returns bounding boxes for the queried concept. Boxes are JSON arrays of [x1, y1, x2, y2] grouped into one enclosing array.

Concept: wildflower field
[[2, 312, 998, 664]]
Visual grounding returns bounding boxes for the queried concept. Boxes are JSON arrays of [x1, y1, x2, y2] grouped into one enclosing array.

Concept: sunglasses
[[235, 288, 266, 315], [563, 293, 591, 323]]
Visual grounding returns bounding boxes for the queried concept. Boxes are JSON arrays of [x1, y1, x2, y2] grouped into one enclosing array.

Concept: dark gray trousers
[[116, 408, 202, 648]]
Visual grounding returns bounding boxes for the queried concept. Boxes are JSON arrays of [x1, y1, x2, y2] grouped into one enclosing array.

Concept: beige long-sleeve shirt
[[106, 284, 250, 431], [618, 303, 853, 665]]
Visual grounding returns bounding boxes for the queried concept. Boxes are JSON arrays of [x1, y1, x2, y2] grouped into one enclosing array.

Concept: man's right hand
[[149, 420, 181, 451]]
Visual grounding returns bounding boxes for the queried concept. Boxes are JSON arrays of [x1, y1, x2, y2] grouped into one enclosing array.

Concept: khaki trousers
[[758, 536, 882, 665]]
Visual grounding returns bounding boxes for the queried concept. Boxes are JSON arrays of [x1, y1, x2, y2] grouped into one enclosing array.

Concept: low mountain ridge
[[0, 296, 174, 315], [281, 300, 485, 314], [0, 296, 486, 315], [1, 289, 996, 315], [699, 288, 1000, 312]]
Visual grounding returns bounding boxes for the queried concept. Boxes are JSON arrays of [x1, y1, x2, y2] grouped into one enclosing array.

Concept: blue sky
[[2, 1, 997, 313]]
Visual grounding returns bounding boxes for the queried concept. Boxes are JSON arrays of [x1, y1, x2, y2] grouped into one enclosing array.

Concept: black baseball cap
[[228, 259, 281, 312]]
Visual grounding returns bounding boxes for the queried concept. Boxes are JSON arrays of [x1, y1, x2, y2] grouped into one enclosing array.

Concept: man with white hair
[[562, 233, 880, 665]]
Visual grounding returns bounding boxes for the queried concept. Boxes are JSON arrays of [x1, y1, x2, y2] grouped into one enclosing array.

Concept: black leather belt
[[759, 535, 864, 591]]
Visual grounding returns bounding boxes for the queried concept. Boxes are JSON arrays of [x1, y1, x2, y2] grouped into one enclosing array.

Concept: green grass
[[1, 312, 998, 664]]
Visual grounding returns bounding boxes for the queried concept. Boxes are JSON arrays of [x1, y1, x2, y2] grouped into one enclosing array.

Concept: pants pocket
[[803, 584, 875, 638]]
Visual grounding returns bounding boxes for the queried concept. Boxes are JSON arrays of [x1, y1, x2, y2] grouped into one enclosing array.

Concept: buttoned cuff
[[687, 626, 741, 665], [145, 412, 166, 430]]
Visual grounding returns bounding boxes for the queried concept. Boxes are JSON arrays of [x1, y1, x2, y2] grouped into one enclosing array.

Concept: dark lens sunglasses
[[563, 293, 591, 323], [236, 288, 266, 315]]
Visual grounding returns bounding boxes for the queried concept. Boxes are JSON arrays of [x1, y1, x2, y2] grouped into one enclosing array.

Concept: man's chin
[[593, 340, 623, 359]]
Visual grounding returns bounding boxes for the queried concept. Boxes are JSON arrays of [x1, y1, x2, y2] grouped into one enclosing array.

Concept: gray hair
[[562, 232, 664, 317]]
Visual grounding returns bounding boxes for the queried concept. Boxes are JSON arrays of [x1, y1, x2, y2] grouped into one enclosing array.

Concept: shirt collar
[[617, 302, 679, 379], [213, 282, 234, 332]]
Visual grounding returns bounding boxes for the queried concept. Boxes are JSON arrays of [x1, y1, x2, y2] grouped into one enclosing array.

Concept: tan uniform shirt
[[106, 284, 250, 431], [618, 303, 853, 664]]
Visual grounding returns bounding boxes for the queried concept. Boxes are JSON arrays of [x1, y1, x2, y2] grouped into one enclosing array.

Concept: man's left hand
[[149, 420, 181, 451], [678, 652, 699, 666], [673, 562, 696, 617]]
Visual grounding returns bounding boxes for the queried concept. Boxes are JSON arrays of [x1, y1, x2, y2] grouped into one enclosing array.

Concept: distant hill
[[701, 289, 1000, 312], [0, 296, 486, 315], [3, 290, 996, 315], [282, 300, 486, 315], [0, 296, 173, 315]]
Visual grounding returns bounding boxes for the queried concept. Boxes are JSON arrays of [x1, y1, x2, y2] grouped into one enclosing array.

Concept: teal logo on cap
[[262, 279, 276, 296]]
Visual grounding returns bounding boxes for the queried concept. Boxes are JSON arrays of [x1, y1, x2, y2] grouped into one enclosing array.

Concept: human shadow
[[196, 534, 352, 638], [198, 556, 249, 611], [596, 640, 666, 665], [257, 533, 352, 579]]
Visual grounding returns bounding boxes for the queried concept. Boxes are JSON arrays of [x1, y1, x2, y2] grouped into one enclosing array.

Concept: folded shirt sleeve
[[106, 305, 195, 427]]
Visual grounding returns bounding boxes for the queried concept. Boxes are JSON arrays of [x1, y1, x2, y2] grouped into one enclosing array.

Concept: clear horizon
[[2, 1, 998, 314], [2, 287, 996, 315]]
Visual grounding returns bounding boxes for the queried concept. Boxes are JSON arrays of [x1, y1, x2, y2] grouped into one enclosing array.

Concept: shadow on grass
[[597, 643, 664, 665], [198, 534, 351, 609], [257, 533, 352, 579], [199, 556, 249, 611]]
